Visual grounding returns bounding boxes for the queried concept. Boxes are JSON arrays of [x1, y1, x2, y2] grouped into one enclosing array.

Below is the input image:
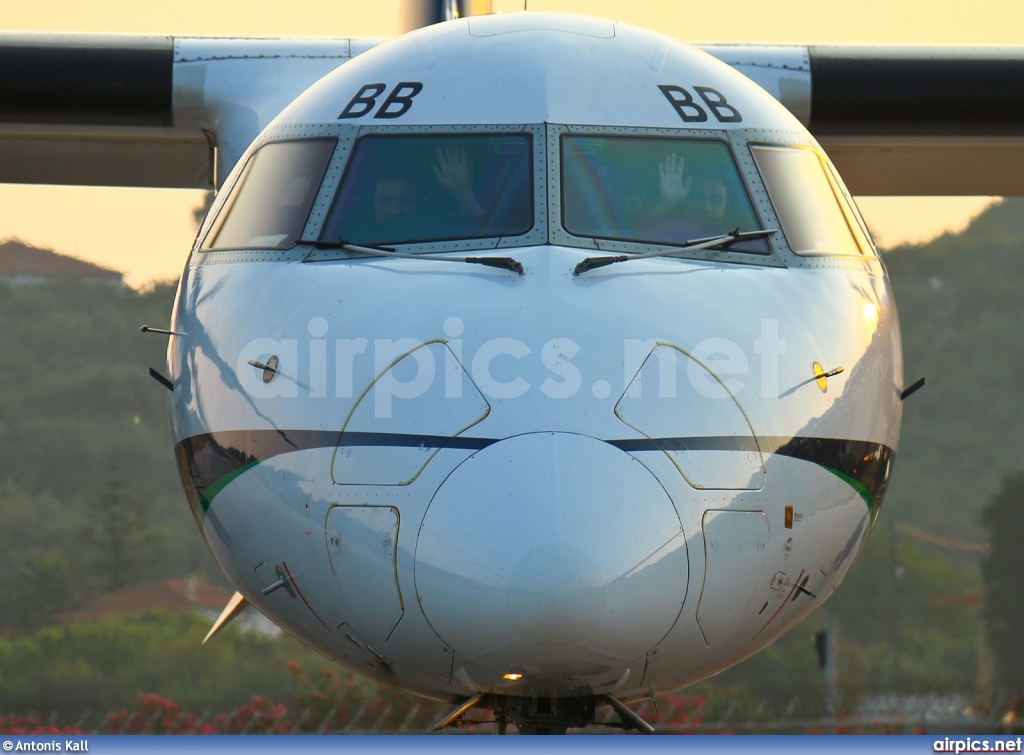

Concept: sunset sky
[[2, 0, 1019, 286]]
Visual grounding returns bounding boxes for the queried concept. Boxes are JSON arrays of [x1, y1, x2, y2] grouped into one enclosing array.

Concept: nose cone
[[414, 433, 688, 682], [505, 542, 604, 646]]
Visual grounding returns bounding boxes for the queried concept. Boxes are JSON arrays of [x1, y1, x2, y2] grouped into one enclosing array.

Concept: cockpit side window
[[751, 145, 873, 257], [319, 134, 533, 246], [560, 135, 769, 254], [203, 138, 337, 252]]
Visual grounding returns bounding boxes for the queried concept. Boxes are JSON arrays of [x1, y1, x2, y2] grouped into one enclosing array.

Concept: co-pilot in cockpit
[[561, 135, 768, 253]]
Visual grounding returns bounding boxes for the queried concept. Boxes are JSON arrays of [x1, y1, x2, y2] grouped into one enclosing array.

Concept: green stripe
[[823, 465, 878, 522], [199, 459, 262, 515]]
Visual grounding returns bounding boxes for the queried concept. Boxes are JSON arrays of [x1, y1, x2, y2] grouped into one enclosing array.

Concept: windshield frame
[[548, 124, 784, 267], [192, 123, 875, 271], [306, 123, 546, 260]]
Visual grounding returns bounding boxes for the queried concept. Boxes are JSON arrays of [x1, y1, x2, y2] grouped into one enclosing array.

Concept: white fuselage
[[167, 14, 902, 705]]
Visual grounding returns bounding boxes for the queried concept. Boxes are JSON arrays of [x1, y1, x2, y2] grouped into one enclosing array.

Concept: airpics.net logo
[[235, 316, 790, 417], [933, 737, 1023, 753]]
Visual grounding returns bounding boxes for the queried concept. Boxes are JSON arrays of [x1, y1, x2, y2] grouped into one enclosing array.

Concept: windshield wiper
[[573, 229, 777, 276], [303, 239, 524, 275]]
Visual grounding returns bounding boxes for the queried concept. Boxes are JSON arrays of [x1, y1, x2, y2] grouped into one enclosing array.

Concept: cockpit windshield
[[203, 138, 336, 252], [560, 135, 769, 254], [751, 145, 873, 257], [320, 134, 533, 247]]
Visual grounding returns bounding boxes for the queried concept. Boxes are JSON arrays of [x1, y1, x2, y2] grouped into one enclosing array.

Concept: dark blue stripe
[[175, 430, 894, 519]]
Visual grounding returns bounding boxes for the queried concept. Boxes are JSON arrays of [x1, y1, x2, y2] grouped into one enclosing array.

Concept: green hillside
[[0, 277, 217, 633], [883, 198, 1024, 538]]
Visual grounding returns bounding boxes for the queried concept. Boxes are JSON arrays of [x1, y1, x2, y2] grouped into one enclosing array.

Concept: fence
[[4, 689, 1023, 735]]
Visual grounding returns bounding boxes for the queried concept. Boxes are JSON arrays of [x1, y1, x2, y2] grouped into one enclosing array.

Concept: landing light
[[503, 673, 523, 681]]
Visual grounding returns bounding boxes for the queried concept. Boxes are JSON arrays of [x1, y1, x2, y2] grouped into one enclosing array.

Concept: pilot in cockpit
[[372, 146, 483, 223], [430, 146, 484, 217], [324, 133, 530, 246], [646, 153, 727, 228], [373, 176, 422, 221]]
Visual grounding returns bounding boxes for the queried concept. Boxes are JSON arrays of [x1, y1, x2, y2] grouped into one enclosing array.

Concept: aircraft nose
[[505, 541, 604, 646], [414, 432, 688, 682]]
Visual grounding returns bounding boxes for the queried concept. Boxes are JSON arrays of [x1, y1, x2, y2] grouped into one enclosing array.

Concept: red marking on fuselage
[[753, 568, 805, 638], [282, 561, 332, 632]]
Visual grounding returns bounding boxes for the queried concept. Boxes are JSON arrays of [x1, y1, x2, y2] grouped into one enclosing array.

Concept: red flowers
[[0, 715, 83, 736]]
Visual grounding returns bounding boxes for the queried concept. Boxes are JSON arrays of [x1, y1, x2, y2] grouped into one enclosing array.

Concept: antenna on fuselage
[[900, 376, 926, 401], [400, 0, 493, 32], [140, 325, 186, 337]]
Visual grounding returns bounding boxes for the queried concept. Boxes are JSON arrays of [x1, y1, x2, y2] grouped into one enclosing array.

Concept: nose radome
[[414, 432, 688, 677], [505, 542, 604, 646]]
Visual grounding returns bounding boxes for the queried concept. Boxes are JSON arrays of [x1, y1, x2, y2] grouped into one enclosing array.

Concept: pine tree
[[80, 477, 154, 593]]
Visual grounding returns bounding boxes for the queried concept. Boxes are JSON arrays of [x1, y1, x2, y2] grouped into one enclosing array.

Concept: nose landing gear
[[432, 693, 655, 734]]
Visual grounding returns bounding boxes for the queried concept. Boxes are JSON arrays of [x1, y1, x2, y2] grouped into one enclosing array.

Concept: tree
[[6, 554, 80, 635], [981, 471, 1024, 691], [80, 477, 155, 592]]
